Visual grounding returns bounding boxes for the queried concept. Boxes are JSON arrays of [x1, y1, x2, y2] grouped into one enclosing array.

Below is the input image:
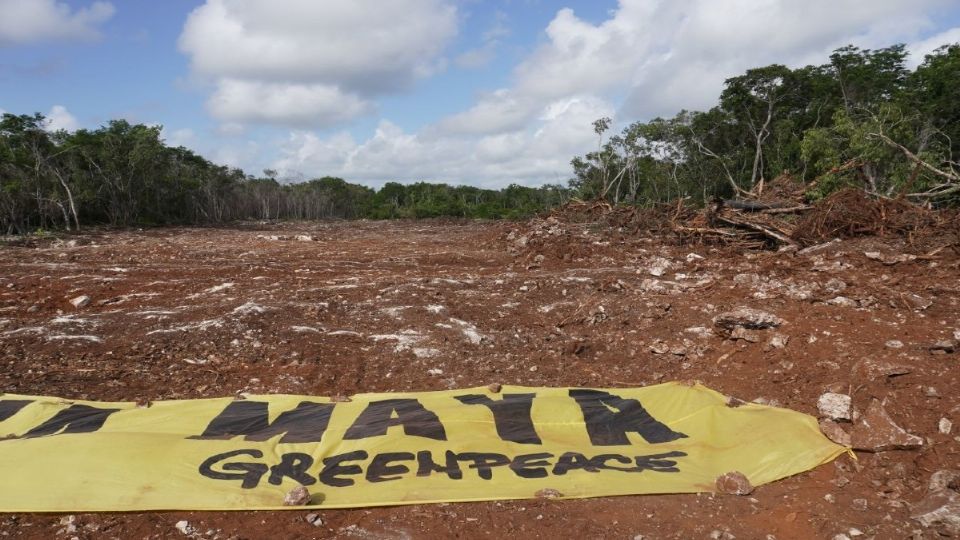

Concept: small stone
[[852, 498, 868, 511], [824, 278, 847, 293], [716, 471, 753, 495], [649, 341, 670, 354], [535, 488, 563, 499], [850, 399, 923, 452], [928, 470, 960, 492], [59, 515, 77, 534], [175, 520, 195, 535], [427, 368, 443, 376], [847, 529, 863, 537], [929, 340, 956, 354], [817, 392, 852, 421], [827, 296, 858, 308], [824, 493, 836, 503], [729, 327, 760, 343], [851, 358, 910, 380], [283, 485, 312, 506], [752, 397, 782, 408], [940, 418, 953, 435], [487, 383, 502, 393], [819, 419, 851, 446], [295, 235, 314, 242], [714, 308, 784, 331], [904, 293, 933, 311], [864, 251, 916, 265], [528, 365, 538, 372], [885, 340, 904, 349], [305, 513, 324, 527], [765, 333, 789, 350], [69, 295, 91, 308]]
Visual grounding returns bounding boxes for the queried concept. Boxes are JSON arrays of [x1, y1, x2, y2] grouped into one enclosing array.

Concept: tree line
[[0, 114, 568, 233], [571, 43, 960, 206], [3, 42, 958, 234]]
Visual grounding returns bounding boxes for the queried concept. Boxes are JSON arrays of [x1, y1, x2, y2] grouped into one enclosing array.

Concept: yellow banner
[[0, 383, 844, 512]]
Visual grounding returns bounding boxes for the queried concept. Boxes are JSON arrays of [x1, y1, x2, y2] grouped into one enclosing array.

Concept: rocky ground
[[0, 219, 958, 539]]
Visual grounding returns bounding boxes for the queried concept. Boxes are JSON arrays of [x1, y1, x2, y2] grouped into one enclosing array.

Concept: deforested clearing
[[1, 219, 957, 538]]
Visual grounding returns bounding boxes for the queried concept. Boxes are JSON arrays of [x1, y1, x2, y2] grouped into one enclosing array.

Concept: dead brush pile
[[793, 188, 957, 247], [506, 173, 959, 257]]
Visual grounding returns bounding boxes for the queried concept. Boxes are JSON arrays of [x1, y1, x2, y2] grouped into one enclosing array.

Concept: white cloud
[[207, 79, 373, 127], [0, 0, 114, 45], [219, 0, 959, 188], [435, 89, 535, 135], [455, 46, 496, 69], [273, 96, 613, 187], [908, 26, 960, 67], [44, 105, 78, 132], [440, 0, 949, 137], [179, 0, 458, 127], [164, 128, 196, 148]]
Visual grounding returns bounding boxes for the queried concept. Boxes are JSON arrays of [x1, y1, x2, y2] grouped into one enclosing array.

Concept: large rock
[[819, 419, 851, 446], [714, 307, 785, 331], [850, 399, 923, 452], [911, 470, 960, 535]]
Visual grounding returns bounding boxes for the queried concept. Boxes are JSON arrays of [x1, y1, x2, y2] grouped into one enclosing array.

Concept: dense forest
[[570, 43, 960, 205], [0, 114, 569, 233], [2, 42, 958, 234]]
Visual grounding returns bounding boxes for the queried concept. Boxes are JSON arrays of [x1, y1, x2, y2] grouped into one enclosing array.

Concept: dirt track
[[1, 220, 958, 539]]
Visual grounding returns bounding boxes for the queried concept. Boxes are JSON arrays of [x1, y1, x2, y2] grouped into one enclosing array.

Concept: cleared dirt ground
[[1, 220, 958, 539]]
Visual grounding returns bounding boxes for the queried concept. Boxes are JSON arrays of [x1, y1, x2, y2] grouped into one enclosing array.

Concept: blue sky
[[2, 0, 959, 187]]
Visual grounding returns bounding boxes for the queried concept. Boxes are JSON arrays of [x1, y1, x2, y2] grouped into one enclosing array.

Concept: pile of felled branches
[[671, 174, 811, 250]]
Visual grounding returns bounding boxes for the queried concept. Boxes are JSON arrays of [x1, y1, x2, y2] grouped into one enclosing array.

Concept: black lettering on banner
[[457, 452, 510, 480], [454, 394, 541, 444], [416, 450, 463, 480], [592, 454, 636, 472], [635, 451, 687, 473], [0, 400, 32, 422], [192, 400, 334, 443], [552, 452, 596, 475], [366, 452, 415, 483], [268, 452, 317, 486], [23, 404, 120, 438], [319, 450, 368, 487], [199, 449, 268, 489], [509, 453, 554, 479], [343, 399, 446, 441], [569, 389, 687, 446]]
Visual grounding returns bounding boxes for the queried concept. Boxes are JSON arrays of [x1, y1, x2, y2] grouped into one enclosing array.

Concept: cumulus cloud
[[164, 128, 196, 148], [908, 26, 960, 67], [44, 105, 78, 132], [228, 0, 958, 187], [0, 0, 114, 45], [179, 0, 458, 127], [207, 80, 373, 128], [272, 96, 613, 187]]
